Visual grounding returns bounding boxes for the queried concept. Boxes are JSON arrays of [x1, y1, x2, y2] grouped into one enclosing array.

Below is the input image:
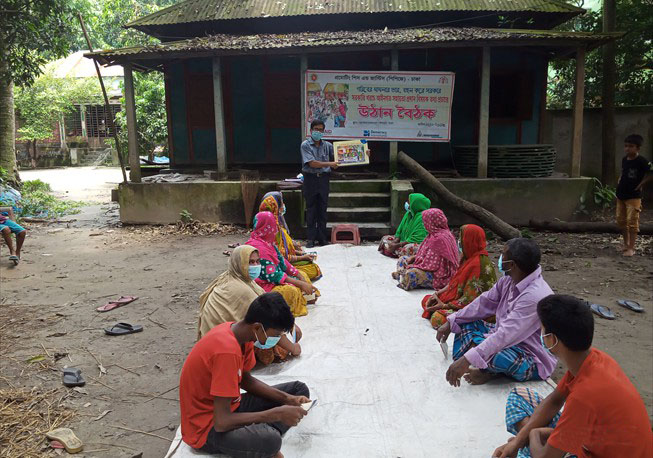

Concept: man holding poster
[[301, 120, 338, 248]]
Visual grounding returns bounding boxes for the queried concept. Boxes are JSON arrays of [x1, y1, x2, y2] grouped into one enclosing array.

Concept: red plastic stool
[[331, 224, 361, 245]]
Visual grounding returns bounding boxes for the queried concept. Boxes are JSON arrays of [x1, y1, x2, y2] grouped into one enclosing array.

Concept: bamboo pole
[[77, 13, 128, 183]]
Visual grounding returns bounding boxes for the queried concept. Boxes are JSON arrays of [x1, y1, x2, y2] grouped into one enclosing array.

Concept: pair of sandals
[[589, 299, 644, 320]]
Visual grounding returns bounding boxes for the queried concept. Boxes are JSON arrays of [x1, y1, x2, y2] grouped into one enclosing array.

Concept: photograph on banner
[[333, 140, 370, 167], [305, 70, 455, 142]]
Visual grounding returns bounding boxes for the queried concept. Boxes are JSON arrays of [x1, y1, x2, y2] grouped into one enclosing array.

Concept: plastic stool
[[331, 224, 361, 245]]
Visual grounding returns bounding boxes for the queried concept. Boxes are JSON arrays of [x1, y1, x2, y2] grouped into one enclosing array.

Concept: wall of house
[[165, 48, 546, 168], [543, 106, 653, 178]]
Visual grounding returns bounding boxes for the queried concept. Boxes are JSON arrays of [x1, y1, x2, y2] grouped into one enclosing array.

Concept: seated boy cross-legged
[[179, 292, 311, 458], [493, 295, 652, 458]]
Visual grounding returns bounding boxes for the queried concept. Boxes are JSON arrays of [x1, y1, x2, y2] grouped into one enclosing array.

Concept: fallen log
[[529, 219, 653, 235], [398, 151, 521, 240]]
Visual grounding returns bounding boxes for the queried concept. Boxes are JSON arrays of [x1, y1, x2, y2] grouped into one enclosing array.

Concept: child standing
[[616, 134, 653, 257]]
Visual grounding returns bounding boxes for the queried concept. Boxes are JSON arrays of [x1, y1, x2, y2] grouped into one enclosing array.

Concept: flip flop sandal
[[96, 295, 138, 312], [589, 303, 616, 320], [46, 428, 83, 453], [104, 322, 143, 336], [8, 255, 18, 265], [228, 243, 240, 248], [223, 250, 232, 256], [62, 368, 86, 387], [617, 299, 644, 313]]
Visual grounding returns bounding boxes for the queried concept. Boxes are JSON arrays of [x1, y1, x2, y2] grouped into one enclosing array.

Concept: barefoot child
[[616, 134, 653, 257]]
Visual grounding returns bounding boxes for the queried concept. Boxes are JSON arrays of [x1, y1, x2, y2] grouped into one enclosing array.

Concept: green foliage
[[14, 71, 102, 143], [21, 179, 52, 193], [520, 228, 534, 239], [180, 209, 193, 223], [0, 0, 91, 86], [548, 0, 653, 108], [591, 178, 617, 208], [109, 73, 168, 158], [19, 180, 85, 218], [0, 167, 9, 184]]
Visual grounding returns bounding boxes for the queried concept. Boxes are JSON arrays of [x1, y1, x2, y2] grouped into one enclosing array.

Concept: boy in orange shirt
[[492, 294, 652, 458]]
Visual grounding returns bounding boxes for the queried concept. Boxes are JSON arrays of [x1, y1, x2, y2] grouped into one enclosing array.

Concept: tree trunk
[[398, 151, 521, 240], [601, 0, 616, 186], [0, 57, 19, 185], [530, 219, 653, 235]]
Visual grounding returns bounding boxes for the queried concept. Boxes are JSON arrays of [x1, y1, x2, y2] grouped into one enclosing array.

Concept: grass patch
[[0, 179, 86, 219]]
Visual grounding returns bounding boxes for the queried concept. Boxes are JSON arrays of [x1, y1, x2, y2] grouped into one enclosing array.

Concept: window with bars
[[65, 106, 84, 137], [85, 104, 121, 137]]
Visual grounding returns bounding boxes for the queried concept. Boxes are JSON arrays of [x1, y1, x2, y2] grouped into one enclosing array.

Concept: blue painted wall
[[165, 48, 546, 166]]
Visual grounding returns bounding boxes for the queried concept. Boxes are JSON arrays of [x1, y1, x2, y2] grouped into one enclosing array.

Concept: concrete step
[[327, 206, 390, 223], [330, 180, 390, 193], [329, 192, 390, 207]]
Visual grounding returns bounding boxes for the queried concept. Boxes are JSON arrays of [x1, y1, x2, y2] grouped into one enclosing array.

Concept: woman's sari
[[259, 192, 323, 281], [421, 224, 497, 327], [246, 211, 318, 317]]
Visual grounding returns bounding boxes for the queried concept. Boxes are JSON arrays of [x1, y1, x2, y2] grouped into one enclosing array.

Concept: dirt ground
[[1, 167, 651, 457]]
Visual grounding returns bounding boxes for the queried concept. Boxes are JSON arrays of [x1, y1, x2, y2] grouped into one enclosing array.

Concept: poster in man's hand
[[334, 140, 369, 167]]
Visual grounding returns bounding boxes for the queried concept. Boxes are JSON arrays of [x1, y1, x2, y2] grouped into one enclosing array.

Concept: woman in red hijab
[[420, 224, 497, 328]]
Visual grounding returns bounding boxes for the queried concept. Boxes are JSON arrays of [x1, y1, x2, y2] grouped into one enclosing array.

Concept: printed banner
[[305, 70, 455, 142]]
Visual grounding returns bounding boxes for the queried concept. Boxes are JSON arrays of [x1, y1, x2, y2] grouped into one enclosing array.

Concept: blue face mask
[[281, 205, 286, 216], [254, 327, 281, 350], [540, 332, 557, 354], [404, 202, 410, 212], [458, 240, 463, 254], [311, 130, 323, 141], [248, 264, 261, 280], [498, 254, 512, 275]]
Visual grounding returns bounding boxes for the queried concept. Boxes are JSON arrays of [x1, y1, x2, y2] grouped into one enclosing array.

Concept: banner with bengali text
[[305, 70, 455, 142]]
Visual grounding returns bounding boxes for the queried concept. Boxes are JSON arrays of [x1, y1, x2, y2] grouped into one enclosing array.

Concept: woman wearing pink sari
[[392, 208, 459, 291]]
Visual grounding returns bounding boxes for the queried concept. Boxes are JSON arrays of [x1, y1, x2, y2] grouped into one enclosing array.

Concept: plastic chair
[[331, 224, 361, 245]]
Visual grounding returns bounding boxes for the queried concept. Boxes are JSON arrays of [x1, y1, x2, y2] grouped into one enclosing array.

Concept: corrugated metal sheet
[[88, 27, 619, 63], [127, 0, 583, 27]]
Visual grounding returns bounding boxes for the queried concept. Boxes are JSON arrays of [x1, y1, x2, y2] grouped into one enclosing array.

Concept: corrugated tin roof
[[127, 0, 584, 27], [87, 27, 619, 65]]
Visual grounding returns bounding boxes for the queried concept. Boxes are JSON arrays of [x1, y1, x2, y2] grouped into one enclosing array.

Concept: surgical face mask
[[281, 205, 286, 216], [248, 264, 261, 280], [458, 240, 463, 254], [404, 202, 410, 212], [311, 130, 323, 141], [498, 254, 512, 275], [254, 326, 281, 350], [540, 332, 558, 353]]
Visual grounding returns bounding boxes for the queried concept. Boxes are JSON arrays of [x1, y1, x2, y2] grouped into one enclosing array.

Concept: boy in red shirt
[[493, 294, 652, 458], [179, 292, 310, 457]]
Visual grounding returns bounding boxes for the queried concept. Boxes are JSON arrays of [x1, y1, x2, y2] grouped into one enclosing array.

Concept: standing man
[[301, 120, 338, 248]]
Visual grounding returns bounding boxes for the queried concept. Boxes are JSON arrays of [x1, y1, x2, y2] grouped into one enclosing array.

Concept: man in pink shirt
[[437, 238, 556, 386]]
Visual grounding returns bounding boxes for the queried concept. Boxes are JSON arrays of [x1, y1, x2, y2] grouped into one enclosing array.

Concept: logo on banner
[[417, 131, 423, 137], [363, 130, 370, 137], [310, 74, 318, 81]]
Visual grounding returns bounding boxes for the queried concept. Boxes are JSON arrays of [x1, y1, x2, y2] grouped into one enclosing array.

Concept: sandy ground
[[0, 167, 651, 457]]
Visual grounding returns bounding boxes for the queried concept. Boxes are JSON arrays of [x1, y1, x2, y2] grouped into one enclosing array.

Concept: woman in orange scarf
[[420, 224, 497, 328], [259, 192, 323, 281]]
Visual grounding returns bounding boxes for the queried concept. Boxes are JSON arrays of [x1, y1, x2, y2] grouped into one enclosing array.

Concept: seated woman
[[379, 193, 430, 258], [392, 208, 459, 291], [197, 244, 302, 365], [246, 211, 319, 317], [420, 224, 497, 328], [259, 191, 322, 281]]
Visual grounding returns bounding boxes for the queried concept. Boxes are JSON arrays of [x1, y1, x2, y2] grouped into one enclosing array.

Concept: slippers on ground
[[589, 303, 615, 320], [223, 250, 231, 256], [104, 322, 143, 336], [62, 368, 85, 387], [96, 295, 138, 312], [228, 243, 240, 248], [46, 428, 83, 453], [617, 299, 644, 313]]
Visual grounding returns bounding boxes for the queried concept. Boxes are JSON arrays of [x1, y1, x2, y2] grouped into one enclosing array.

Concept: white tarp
[[167, 245, 554, 458]]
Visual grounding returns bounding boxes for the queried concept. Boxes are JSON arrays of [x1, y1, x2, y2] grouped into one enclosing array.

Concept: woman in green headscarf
[[378, 193, 431, 258]]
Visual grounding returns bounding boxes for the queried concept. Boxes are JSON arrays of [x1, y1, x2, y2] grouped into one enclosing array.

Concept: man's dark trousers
[[303, 172, 330, 244]]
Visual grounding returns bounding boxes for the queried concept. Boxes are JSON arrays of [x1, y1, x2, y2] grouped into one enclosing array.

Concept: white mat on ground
[[166, 244, 554, 458]]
